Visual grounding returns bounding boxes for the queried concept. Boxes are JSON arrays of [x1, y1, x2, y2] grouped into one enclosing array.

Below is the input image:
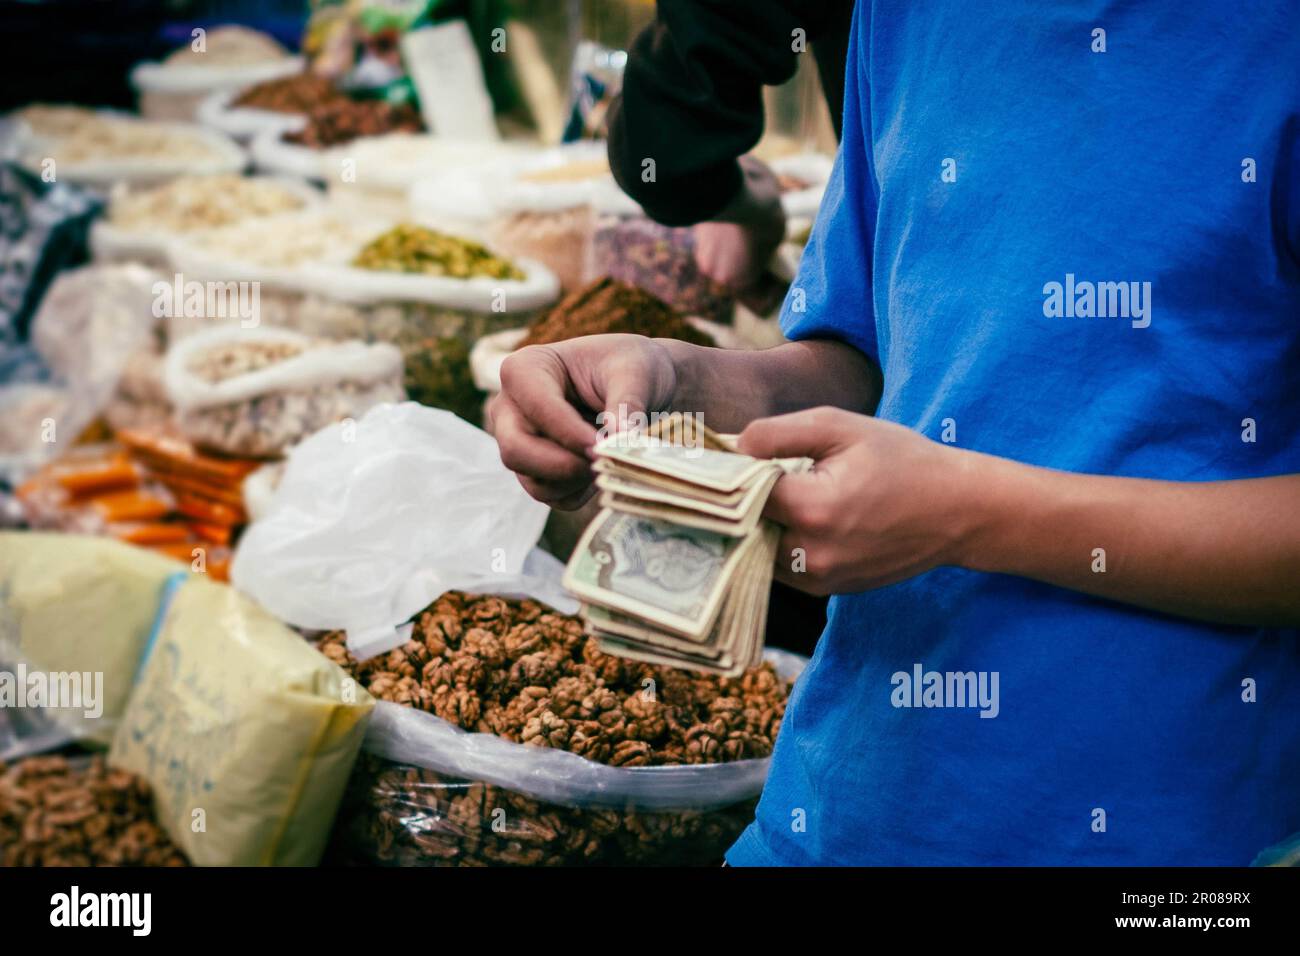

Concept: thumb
[[737, 407, 855, 461], [597, 359, 657, 436]]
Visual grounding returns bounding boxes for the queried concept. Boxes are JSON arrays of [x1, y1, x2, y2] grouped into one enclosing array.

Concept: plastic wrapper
[[0, 161, 102, 349], [332, 757, 758, 866], [0, 754, 189, 867], [0, 532, 184, 759], [1, 263, 163, 483], [109, 574, 374, 866], [328, 648, 805, 866], [162, 325, 406, 458]]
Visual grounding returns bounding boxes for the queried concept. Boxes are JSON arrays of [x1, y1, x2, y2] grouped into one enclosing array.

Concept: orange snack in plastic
[[47, 454, 139, 496], [108, 522, 192, 546], [117, 428, 259, 484], [171, 493, 245, 527], [186, 521, 232, 546], [85, 489, 173, 523]]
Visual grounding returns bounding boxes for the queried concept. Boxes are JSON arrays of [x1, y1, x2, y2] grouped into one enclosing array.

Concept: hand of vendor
[[489, 334, 679, 509], [693, 156, 786, 292], [738, 407, 975, 595]]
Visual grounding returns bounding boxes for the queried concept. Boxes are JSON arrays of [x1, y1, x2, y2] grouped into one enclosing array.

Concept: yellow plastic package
[[109, 574, 373, 866], [0, 532, 184, 752]]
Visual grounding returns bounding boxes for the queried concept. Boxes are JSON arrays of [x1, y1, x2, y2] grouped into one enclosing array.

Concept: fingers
[[770, 528, 832, 596], [737, 406, 855, 461], [499, 347, 598, 458], [516, 473, 596, 510], [594, 348, 663, 429]]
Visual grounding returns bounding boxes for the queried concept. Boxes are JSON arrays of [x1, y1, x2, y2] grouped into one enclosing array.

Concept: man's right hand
[[490, 334, 679, 509]]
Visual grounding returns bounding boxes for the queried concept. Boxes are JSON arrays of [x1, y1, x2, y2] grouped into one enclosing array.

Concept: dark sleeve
[[607, 0, 849, 227]]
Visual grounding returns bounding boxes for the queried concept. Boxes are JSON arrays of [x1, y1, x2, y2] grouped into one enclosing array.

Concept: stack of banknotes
[[563, 413, 811, 676]]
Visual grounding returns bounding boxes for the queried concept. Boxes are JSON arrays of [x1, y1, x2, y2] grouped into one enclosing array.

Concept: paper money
[[563, 413, 808, 677]]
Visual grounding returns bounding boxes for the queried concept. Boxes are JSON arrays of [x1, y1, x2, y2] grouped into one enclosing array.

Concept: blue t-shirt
[[729, 2, 1300, 865]]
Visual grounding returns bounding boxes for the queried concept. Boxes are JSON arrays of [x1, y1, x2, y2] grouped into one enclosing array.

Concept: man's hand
[[693, 156, 786, 291], [490, 334, 679, 509], [739, 405, 1300, 627], [738, 407, 978, 595]]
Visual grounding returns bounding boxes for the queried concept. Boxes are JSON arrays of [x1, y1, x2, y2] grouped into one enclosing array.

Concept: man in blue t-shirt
[[492, 2, 1300, 865]]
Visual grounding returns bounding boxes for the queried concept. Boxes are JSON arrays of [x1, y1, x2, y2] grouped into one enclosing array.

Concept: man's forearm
[[959, 454, 1300, 627], [657, 338, 882, 432]]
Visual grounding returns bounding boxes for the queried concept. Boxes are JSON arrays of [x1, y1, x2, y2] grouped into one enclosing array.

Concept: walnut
[[502, 621, 545, 659], [0, 756, 187, 866], [432, 685, 481, 728], [547, 675, 596, 719], [459, 627, 506, 667], [567, 725, 611, 763], [622, 692, 668, 742], [470, 596, 511, 626], [448, 653, 487, 689], [684, 724, 722, 764], [609, 740, 652, 767], [521, 710, 570, 749], [581, 637, 630, 685], [509, 650, 566, 688]]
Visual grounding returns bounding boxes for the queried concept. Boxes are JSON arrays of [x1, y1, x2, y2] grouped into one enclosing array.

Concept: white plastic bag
[[21, 119, 246, 189], [89, 175, 321, 267], [231, 402, 557, 658], [248, 128, 326, 181], [163, 325, 405, 457]]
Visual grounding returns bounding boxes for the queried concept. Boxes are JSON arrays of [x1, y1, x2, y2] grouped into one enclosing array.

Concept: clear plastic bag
[[0, 161, 102, 349], [0, 264, 160, 483], [328, 647, 806, 866], [330, 757, 759, 866], [230, 402, 558, 659], [162, 325, 405, 457]]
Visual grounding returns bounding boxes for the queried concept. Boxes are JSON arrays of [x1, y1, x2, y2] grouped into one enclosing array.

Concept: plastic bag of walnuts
[[0, 755, 188, 867], [318, 591, 806, 867]]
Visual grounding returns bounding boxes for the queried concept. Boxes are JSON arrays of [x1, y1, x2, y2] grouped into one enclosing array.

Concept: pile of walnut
[[332, 757, 758, 867], [318, 591, 790, 766], [319, 592, 793, 865], [0, 756, 188, 867]]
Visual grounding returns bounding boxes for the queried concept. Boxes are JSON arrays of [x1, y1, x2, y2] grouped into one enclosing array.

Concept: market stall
[[0, 1, 835, 869]]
